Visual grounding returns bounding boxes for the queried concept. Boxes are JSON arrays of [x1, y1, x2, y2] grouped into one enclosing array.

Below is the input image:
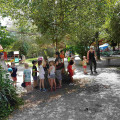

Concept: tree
[[0, 0, 119, 55], [0, 23, 15, 49], [11, 39, 29, 56], [109, 2, 120, 50]]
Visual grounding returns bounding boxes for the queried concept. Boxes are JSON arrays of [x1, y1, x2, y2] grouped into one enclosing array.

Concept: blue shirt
[[24, 69, 31, 82]]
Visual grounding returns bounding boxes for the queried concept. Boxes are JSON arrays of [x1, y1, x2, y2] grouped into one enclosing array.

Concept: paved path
[[9, 57, 120, 120]]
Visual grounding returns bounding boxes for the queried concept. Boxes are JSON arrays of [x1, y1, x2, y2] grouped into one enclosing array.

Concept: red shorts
[[83, 66, 87, 68], [12, 77, 17, 82], [69, 72, 73, 77], [25, 82, 31, 86]]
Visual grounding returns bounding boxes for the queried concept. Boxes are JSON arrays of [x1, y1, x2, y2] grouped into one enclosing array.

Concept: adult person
[[65, 50, 70, 59], [22, 54, 26, 63], [55, 49, 60, 57], [87, 46, 97, 74], [55, 52, 61, 63], [0, 52, 7, 71], [60, 50, 65, 63], [60, 50, 65, 73]]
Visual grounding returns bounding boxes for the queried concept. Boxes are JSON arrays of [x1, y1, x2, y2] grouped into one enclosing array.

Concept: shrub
[[0, 65, 23, 120]]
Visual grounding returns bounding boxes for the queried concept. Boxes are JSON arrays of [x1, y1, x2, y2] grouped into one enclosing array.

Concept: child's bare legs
[[26, 85, 32, 93], [71, 76, 73, 83], [53, 79, 56, 90], [59, 80, 62, 88], [83, 68, 87, 74], [12, 77, 17, 87], [13, 81, 16, 87], [39, 79, 42, 90], [26, 86, 29, 92], [83, 68, 85, 73], [33, 80, 37, 88], [48, 78, 51, 86], [62, 68, 64, 74], [50, 79, 53, 91], [41, 79, 45, 89]]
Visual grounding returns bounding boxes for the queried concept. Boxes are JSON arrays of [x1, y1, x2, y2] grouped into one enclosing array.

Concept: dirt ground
[[8, 58, 120, 120]]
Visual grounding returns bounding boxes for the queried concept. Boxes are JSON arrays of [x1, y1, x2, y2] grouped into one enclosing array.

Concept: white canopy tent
[[99, 43, 110, 50]]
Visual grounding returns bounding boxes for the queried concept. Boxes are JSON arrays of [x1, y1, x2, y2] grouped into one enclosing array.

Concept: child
[[32, 60, 38, 88], [60, 50, 65, 63], [49, 61, 56, 92], [55, 59, 62, 88], [67, 60, 74, 85], [11, 62, 17, 87], [48, 61, 51, 86], [43, 59, 49, 88], [23, 63, 32, 93], [82, 56, 88, 74], [38, 60, 46, 92], [60, 50, 65, 73]]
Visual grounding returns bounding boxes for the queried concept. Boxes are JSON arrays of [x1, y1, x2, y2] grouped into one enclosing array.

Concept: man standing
[[87, 46, 97, 74]]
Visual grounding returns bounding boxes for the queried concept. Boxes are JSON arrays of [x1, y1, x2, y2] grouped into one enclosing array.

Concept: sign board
[[14, 51, 19, 55], [15, 58, 19, 63]]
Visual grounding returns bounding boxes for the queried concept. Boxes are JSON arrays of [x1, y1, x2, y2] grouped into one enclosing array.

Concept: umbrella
[[99, 43, 109, 50]]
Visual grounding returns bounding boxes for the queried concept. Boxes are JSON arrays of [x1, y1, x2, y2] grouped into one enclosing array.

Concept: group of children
[[22, 50, 75, 93], [9, 50, 89, 93]]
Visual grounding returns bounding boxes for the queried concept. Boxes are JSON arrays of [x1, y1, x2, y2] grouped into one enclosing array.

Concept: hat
[[38, 56, 43, 61], [90, 46, 94, 49]]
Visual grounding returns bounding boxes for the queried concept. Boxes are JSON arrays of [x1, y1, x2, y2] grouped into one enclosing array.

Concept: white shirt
[[38, 65, 45, 75], [50, 66, 55, 75]]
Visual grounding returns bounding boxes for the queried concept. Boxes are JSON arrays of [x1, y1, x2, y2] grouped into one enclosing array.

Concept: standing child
[[55, 59, 62, 88], [60, 50, 65, 73], [23, 63, 32, 93], [82, 56, 88, 74], [49, 61, 56, 92], [38, 60, 46, 92], [11, 62, 17, 87], [67, 60, 74, 85], [47, 61, 51, 86], [43, 59, 49, 88], [32, 60, 38, 88]]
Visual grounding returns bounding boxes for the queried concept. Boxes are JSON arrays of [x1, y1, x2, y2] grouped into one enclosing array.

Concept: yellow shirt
[[83, 60, 87, 66]]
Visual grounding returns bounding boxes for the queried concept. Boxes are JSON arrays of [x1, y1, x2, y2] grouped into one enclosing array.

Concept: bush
[[0, 66, 23, 120]]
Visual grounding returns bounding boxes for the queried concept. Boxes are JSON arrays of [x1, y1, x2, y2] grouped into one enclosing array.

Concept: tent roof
[[99, 43, 109, 50]]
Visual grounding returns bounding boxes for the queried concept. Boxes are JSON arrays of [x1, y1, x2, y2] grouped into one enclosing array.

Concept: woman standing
[[87, 46, 97, 75]]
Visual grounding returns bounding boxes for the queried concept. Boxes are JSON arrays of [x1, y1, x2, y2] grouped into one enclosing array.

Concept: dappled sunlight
[[66, 89, 76, 94], [73, 70, 90, 79], [96, 72, 119, 84], [48, 94, 62, 102], [8, 57, 120, 120], [20, 99, 44, 109]]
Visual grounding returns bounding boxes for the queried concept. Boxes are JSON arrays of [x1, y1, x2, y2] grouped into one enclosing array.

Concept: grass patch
[[117, 67, 120, 70], [25, 58, 38, 67], [25, 58, 38, 63]]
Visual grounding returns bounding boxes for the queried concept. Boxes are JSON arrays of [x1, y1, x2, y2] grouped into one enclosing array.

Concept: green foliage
[[110, 2, 120, 45], [0, 0, 119, 53], [0, 24, 15, 49], [11, 40, 29, 56], [0, 66, 23, 120]]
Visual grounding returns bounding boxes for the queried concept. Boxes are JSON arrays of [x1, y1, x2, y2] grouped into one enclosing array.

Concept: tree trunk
[[95, 32, 100, 60], [55, 38, 58, 50]]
